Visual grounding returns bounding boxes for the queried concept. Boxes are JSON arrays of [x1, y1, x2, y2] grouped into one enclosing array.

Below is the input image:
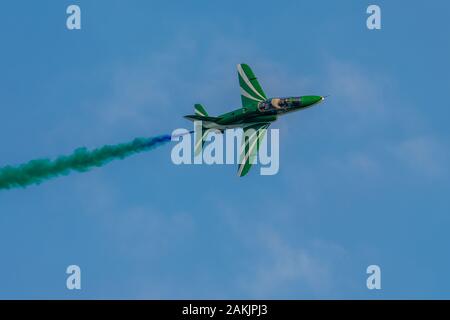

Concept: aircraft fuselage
[[185, 95, 324, 130]]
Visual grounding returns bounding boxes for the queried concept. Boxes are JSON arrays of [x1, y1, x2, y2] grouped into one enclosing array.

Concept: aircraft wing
[[237, 122, 270, 177], [238, 64, 267, 108]]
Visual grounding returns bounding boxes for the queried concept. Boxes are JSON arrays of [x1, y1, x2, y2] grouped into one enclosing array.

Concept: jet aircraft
[[185, 64, 325, 176]]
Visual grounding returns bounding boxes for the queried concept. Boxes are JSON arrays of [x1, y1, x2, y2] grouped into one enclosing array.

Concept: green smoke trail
[[0, 135, 171, 190]]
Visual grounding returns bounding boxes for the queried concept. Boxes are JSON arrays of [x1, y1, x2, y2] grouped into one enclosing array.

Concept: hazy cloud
[[390, 136, 448, 178]]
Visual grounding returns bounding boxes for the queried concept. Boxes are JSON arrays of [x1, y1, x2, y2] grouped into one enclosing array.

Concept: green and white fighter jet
[[185, 63, 326, 176]]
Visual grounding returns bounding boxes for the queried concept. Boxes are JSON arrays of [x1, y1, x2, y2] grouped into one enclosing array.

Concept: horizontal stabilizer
[[184, 115, 218, 122], [195, 104, 208, 117]]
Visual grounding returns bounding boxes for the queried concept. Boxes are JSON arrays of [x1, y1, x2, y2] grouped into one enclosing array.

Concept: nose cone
[[302, 95, 325, 107]]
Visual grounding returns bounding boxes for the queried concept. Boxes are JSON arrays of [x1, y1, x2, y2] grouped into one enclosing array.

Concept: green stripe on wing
[[238, 64, 267, 108], [238, 123, 270, 177]]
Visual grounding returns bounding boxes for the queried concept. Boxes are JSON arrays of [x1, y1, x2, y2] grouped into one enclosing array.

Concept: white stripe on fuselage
[[201, 121, 267, 131]]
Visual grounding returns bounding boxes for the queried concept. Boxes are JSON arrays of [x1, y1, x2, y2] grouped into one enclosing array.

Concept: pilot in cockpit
[[271, 98, 287, 109]]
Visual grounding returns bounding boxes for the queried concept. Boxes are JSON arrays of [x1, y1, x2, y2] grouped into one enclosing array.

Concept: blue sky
[[0, 0, 449, 299]]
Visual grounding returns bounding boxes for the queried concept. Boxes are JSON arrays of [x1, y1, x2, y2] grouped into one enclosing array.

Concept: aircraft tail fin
[[194, 104, 209, 117]]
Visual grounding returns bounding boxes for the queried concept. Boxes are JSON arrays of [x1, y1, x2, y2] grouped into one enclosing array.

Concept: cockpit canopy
[[258, 97, 302, 112]]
